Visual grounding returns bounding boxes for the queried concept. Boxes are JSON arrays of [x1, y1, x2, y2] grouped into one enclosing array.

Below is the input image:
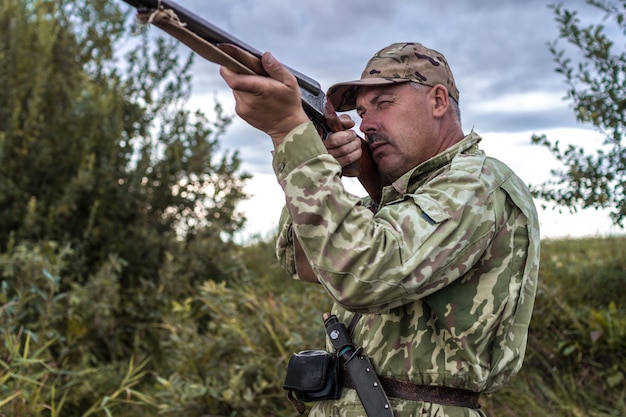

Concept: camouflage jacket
[[274, 122, 540, 417]]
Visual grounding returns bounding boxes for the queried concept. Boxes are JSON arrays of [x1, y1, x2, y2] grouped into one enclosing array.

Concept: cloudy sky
[[131, 0, 622, 241]]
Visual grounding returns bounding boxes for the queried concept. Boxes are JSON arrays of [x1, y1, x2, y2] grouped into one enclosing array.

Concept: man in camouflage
[[220, 42, 540, 417]]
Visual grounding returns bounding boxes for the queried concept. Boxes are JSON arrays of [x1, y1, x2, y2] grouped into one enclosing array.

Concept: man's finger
[[325, 130, 359, 149], [219, 66, 263, 94], [338, 114, 356, 130], [261, 52, 298, 89]]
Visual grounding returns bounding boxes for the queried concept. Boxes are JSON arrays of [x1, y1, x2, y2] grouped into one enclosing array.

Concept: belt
[[343, 374, 480, 409]]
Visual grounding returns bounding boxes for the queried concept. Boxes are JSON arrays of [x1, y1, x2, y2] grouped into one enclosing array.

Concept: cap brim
[[327, 78, 412, 112]]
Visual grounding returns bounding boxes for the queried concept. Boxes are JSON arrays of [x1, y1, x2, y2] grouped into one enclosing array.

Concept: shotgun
[[120, 0, 347, 141]]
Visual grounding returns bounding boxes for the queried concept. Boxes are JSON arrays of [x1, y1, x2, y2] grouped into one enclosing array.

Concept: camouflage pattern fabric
[[274, 122, 540, 417]]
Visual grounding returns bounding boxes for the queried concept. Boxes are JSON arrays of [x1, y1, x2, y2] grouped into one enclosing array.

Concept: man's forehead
[[355, 83, 411, 106]]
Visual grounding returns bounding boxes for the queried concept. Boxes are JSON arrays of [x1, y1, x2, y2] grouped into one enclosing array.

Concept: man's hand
[[358, 141, 388, 203], [324, 115, 388, 202], [219, 52, 309, 148], [324, 115, 362, 174]]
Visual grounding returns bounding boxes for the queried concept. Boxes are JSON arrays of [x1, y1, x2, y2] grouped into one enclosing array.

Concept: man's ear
[[430, 84, 450, 118]]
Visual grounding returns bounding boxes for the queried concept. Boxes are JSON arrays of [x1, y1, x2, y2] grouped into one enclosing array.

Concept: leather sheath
[[325, 317, 394, 417]]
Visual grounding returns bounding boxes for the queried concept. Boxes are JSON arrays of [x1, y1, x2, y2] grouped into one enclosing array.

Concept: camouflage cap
[[327, 42, 459, 112]]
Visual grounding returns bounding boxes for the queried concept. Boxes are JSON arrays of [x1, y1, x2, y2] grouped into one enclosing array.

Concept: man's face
[[355, 83, 439, 181]]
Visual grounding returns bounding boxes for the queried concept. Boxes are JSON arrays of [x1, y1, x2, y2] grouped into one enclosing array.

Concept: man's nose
[[359, 115, 377, 136]]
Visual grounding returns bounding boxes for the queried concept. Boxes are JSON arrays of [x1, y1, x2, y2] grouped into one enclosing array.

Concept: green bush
[[0, 240, 155, 416], [148, 240, 330, 416], [0, 238, 331, 416]]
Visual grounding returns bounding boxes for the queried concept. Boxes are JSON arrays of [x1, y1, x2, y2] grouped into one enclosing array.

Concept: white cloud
[[233, 173, 283, 243], [469, 91, 566, 114]]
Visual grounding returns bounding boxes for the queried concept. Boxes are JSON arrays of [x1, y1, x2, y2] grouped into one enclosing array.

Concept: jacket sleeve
[[276, 205, 298, 280]]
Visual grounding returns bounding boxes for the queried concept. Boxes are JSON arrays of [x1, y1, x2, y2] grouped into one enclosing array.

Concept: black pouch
[[283, 350, 342, 413]]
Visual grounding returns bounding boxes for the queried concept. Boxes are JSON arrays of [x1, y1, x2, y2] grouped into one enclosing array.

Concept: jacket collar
[[381, 131, 482, 200]]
